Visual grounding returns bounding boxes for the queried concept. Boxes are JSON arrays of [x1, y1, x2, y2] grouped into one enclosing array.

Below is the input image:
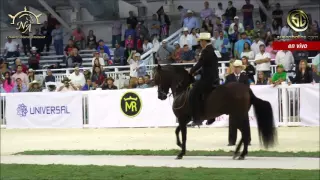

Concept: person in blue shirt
[[183, 10, 200, 32], [97, 40, 111, 58], [214, 31, 231, 61], [82, 79, 94, 91], [124, 24, 136, 41], [12, 78, 28, 93], [136, 76, 149, 89], [234, 32, 251, 59]]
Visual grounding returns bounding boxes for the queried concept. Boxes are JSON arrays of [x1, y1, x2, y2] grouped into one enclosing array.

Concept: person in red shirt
[[136, 35, 144, 53], [72, 27, 85, 49], [12, 58, 28, 74], [28, 47, 41, 70]]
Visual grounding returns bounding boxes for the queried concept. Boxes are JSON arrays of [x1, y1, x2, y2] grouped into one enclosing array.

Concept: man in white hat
[[28, 47, 41, 70], [228, 16, 244, 35], [179, 27, 192, 49], [188, 32, 219, 126], [183, 10, 200, 31], [224, 59, 251, 146]]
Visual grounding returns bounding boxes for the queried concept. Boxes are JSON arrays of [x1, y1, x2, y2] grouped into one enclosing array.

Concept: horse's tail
[[250, 88, 277, 149]]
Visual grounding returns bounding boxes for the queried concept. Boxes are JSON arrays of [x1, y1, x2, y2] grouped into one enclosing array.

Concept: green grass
[[1, 164, 319, 180], [15, 149, 320, 157]]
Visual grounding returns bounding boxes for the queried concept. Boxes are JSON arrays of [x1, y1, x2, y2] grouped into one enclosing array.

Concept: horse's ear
[[157, 64, 161, 70]]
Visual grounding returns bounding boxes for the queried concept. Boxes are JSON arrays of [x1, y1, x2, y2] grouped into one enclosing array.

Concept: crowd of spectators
[[1, 0, 320, 93]]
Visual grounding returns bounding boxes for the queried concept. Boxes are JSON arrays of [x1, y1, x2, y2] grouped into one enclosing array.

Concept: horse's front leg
[[175, 125, 182, 148], [176, 123, 187, 159]]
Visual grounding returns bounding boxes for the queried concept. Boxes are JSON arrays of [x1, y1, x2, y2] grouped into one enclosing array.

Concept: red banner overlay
[[273, 41, 320, 50]]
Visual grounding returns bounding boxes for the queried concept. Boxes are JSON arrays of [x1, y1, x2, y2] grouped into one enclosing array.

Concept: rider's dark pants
[[189, 79, 212, 121]]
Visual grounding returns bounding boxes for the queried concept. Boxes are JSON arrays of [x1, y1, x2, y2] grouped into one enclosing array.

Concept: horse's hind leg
[[176, 122, 187, 160], [233, 139, 243, 160], [175, 125, 182, 148], [238, 118, 250, 160]]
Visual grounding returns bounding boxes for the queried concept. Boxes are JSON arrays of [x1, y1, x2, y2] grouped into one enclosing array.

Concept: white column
[[281, 85, 289, 126]]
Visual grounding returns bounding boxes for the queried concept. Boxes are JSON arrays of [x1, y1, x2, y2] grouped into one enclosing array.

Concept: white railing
[[0, 84, 318, 127]]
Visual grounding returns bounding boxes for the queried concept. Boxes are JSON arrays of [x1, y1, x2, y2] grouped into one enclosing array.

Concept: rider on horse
[[189, 32, 220, 126]]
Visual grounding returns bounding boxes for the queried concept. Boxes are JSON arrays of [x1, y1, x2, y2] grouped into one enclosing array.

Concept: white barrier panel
[[5, 92, 83, 129], [205, 85, 279, 128], [88, 86, 279, 128], [87, 88, 176, 128], [300, 84, 320, 126]]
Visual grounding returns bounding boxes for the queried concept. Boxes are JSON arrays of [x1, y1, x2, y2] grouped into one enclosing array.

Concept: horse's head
[[154, 64, 194, 100]]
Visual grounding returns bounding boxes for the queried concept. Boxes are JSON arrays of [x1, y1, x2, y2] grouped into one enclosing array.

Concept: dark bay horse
[[153, 65, 277, 160]]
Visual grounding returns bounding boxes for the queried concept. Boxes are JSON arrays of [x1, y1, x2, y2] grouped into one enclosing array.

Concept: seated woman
[[256, 71, 269, 85], [27, 80, 42, 92], [171, 42, 182, 63], [271, 64, 290, 86], [293, 60, 313, 84], [101, 77, 118, 90], [136, 76, 149, 89]]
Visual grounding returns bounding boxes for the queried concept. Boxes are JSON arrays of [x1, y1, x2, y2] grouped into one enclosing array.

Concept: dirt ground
[[1, 127, 319, 155]]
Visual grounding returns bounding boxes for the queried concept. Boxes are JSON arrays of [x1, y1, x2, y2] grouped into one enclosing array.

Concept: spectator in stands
[[215, 2, 224, 19], [201, 1, 215, 21], [214, 17, 224, 32], [136, 21, 149, 41], [234, 32, 251, 59], [272, 3, 283, 27], [195, 45, 202, 62], [264, 30, 273, 46], [28, 47, 40, 70], [256, 71, 269, 85], [181, 45, 195, 63], [156, 40, 173, 64], [245, 25, 255, 40], [111, 17, 122, 48], [82, 79, 93, 91], [28, 80, 42, 92], [312, 53, 320, 83], [101, 77, 118, 90], [21, 31, 30, 56], [128, 52, 146, 88], [271, 64, 290, 86], [40, 21, 52, 52], [179, 27, 192, 49], [92, 52, 105, 67], [275, 50, 294, 72], [2, 72, 14, 93], [225, 60, 249, 85], [32, 28, 44, 53], [12, 58, 28, 74], [292, 50, 309, 70], [12, 78, 27, 93], [97, 40, 111, 58], [225, 1, 237, 20], [99, 48, 110, 65], [0, 60, 10, 76], [240, 42, 254, 60], [70, 48, 83, 67], [127, 11, 138, 29], [177, 5, 188, 27], [91, 66, 105, 86], [114, 42, 125, 66], [57, 77, 78, 92], [51, 23, 64, 55], [157, 7, 171, 39], [225, 59, 235, 77], [183, 10, 199, 31], [4, 37, 19, 58], [254, 20, 265, 39], [271, 20, 281, 37], [190, 28, 200, 51], [27, 69, 36, 83], [143, 39, 153, 54], [125, 35, 134, 52], [242, 56, 255, 83], [293, 60, 313, 84], [42, 69, 55, 87], [87, 30, 97, 50], [83, 70, 91, 81], [221, 14, 231, 31], [229, 16, 244, 35], [64, 39, 79, 57], [265, 40, 277, 64], [171, 41, 182, 63], [229, 25, 240, 56], [12, 65, 28, 85], [149, 14, 161, 39], [136, 34, 144, 54], [144, 75, 154, 87], [214, 31, 230, 61], [202, 17, 214, 36], [136, 76, 149, 89], [280, 23, 292, 37], [241, 0, 254, 28], [255, 44, 271, 77], [72, 26, 85, 49], [69, 67, 86, 89], [251, 36, 265, 57], [124, 24, 136, 44]]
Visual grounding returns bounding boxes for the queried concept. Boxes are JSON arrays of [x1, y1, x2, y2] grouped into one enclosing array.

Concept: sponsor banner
[[87, 88, 176, 128], [204, 85, 279, 128], [300, 84, 320, 126], [88, 86, 279, 128], [6, 92, 83, 128]]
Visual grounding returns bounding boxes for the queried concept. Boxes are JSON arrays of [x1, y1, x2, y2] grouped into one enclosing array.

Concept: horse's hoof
[[233, 153, 239, 160], [175, 156, 183, 160], [238, 156, 245, 160]]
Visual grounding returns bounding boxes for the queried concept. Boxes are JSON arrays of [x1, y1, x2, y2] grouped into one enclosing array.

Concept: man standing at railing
[[156, 40, 173, 64]]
